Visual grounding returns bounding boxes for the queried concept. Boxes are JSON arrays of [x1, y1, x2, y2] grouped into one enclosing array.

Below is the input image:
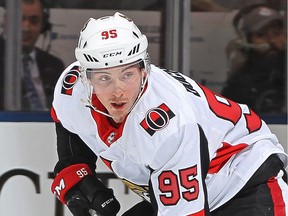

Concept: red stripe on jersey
[[208, 142, 248, 174], [244, 108, 262, 133], [268, 177, 286, 216], [50, 106, 60, 122], [187, 209, 205, 216], [140, 118, 149, 129], [159, 103, 170, 112], [100, 156, 113, 171]]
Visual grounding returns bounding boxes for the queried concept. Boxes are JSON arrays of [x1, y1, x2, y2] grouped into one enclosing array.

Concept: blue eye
[[120, 71, 135, 81], [99, 75, 111, 82], [124, 72, 134, 78]]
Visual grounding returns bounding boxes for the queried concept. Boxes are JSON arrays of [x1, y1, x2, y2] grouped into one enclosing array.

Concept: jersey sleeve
[[51, 62, 98, 174], [53, 122, 97, 175], [51, 61, 82, 133], [51, 61, 97, 134], [149, 123, 210, 215]]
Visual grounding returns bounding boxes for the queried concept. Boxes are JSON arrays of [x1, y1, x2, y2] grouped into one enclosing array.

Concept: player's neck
[[108, 117, 122, 128]]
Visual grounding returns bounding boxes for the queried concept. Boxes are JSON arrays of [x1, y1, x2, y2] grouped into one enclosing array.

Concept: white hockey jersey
[[52, 62, 288, 215]]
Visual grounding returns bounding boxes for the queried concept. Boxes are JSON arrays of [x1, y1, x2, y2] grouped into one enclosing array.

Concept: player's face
[[89, 63, 145, 123], [21, 0, 43, 54], [249, 23, 286, 56]]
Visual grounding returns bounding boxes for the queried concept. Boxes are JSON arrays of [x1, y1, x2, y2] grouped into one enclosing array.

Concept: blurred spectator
[[141, 0, 285, 12], [141, 0, 228, 11], [221, 4, 286, 114], [49, 0, 162, 10], [0, 0, 64, 111], [51, 0, 227, 12], [191, 0, 228, 11], [213, 0, 285, 10]]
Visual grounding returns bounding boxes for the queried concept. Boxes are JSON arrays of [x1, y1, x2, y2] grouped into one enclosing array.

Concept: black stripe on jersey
[[198, 124, 210, 215], [148, 166, 158, 215], [148, 177, 158, 215]]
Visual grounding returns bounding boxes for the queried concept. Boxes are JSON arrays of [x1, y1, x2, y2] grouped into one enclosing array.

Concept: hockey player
[[50, 12, 288, 216]]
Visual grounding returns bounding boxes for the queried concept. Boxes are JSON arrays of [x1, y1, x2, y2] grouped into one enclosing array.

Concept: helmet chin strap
[[81, 98, 114, 118], [81, 72, 148, 120]]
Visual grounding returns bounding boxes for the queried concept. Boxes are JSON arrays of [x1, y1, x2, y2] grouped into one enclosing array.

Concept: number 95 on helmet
[[75, 12, 149, 71]]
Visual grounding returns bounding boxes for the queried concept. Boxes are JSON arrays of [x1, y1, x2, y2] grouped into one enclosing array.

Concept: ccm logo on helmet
[[140, 103, 175, 136], [103, 51, 122, 58]]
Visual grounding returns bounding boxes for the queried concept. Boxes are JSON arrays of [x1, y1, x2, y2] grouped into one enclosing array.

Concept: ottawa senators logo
[[140, 103, 175, 136], [61, 66, 80, 95]]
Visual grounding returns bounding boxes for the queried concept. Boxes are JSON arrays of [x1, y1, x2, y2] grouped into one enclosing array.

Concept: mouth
[[22, 33, 33, 40], [110, 102, 126, 110], [22, 36, 32, 43]]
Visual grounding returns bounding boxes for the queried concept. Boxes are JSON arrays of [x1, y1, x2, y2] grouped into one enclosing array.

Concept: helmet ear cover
[[138, 60, 145, 70]]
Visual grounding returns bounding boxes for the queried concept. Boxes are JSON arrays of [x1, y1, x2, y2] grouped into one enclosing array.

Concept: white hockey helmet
[[76, 12, 150, 118], [75, 12, 149, 70]]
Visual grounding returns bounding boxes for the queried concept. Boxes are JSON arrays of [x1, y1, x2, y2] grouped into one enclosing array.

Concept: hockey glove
[[122, 200, 155, 216], [65, 189, 93, 216], [51, 163, 120, 216]]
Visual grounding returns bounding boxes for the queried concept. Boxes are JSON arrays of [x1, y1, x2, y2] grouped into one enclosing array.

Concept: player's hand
[[65, 182, 120, 216], [89, 186, 120, 216], [65, 189, 93, 216], [51, 163, 120, 216], [122, 200, 155, 216]]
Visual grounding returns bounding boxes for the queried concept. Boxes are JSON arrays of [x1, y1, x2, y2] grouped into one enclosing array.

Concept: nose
[[265, 30, 283, 46], [112, 88, 124, 98], [267, 35, 279, 46], [22, 18, 30, 32], [111, 79, 125, 97]]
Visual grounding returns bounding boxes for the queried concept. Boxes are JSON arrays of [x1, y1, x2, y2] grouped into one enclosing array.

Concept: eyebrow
[[121, 65, 138, 72], [91, 64, 138, 75]]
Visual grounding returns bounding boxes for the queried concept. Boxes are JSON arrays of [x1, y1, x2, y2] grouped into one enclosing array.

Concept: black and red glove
[[122, 200, 155, 216], [51, 163, 120, 216]]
